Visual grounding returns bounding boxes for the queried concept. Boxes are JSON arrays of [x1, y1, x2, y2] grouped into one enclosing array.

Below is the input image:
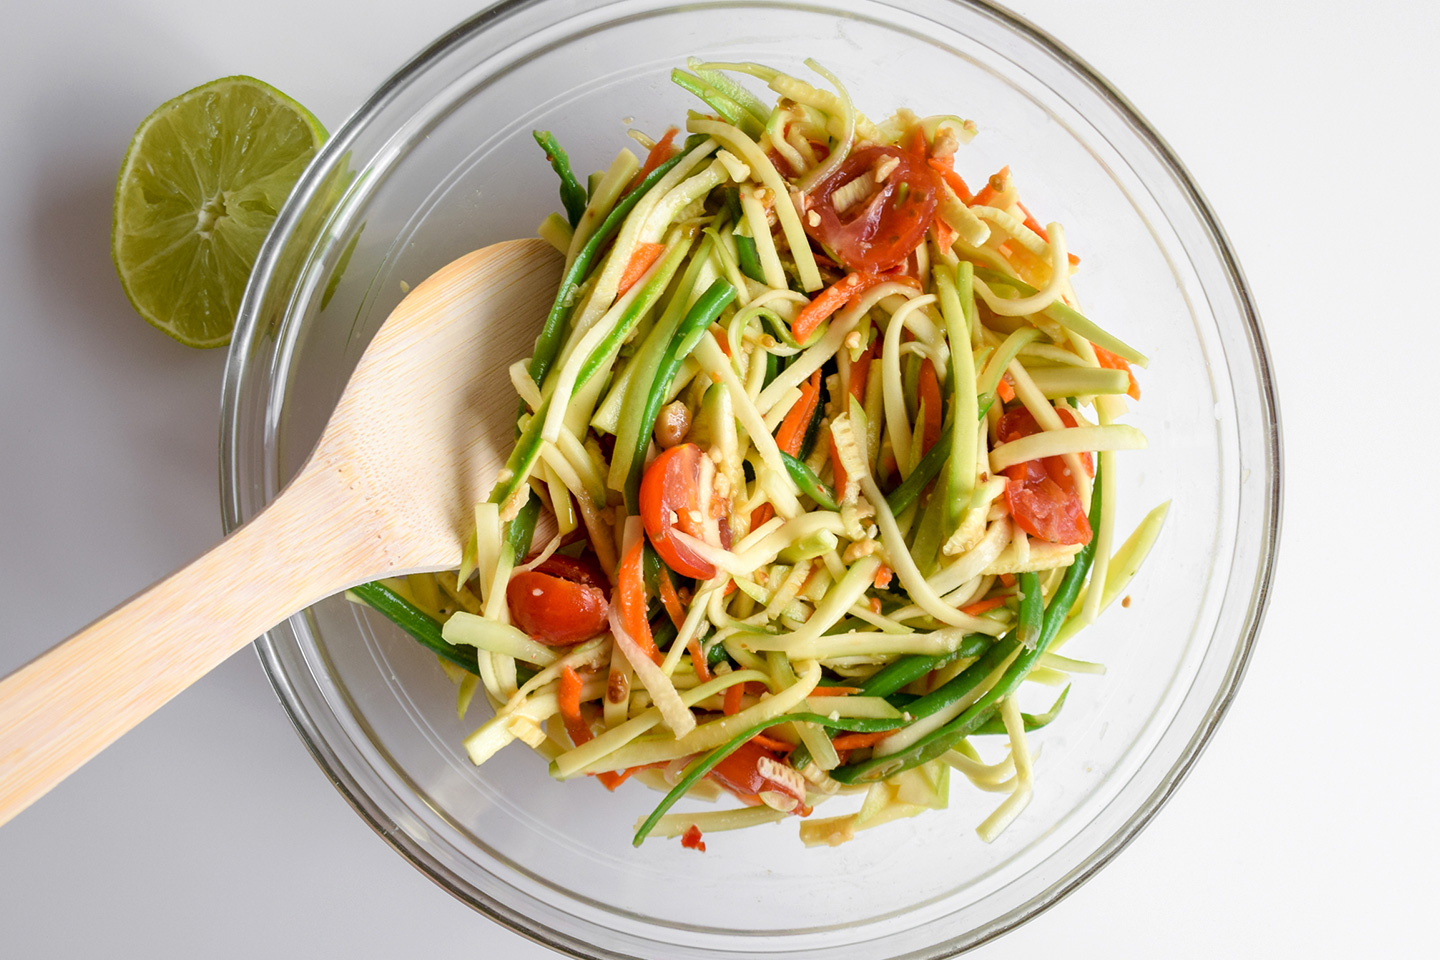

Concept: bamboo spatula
[[0, 237, 562, 828]]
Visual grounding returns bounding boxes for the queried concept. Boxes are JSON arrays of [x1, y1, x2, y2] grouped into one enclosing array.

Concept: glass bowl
[[219, 1, 1281, 956]]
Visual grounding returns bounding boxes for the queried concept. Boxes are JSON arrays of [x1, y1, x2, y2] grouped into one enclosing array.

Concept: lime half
[[112, 76, 326, 347]]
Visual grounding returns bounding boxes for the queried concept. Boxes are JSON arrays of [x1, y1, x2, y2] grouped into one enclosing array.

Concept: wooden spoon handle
[[0, 464, 363, 827]]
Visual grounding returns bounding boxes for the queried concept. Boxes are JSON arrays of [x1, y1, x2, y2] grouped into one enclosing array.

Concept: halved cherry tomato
[[506, 556, 610, 646], [639, 443, 717, 580], [707, 738, 808, 813], [802, 145, 942, 272], [528, 553, 607, 588], [997, 407, 1094, 546]]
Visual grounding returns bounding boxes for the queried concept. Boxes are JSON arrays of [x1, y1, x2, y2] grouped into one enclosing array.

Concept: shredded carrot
[[997, 375, 1016, 404], [596, 763, 661, 792], [830, 730, 898, 752], [745, 681, 769, 695], [687, 637, 712, 684], [792, 272, 884, 345], [775, 369, 822, 456], [999, 572, 1017, 588], [722, 682, 744, 716], [631, 127, 678, 190], [1015, 201, 1080, 266], [932, 213, 959, 251], [872, 564, 893, 590], [970, 165, 1010, 208], [656, 567, 687, 630], [1016, 201, 1049, 241], [616, 241, 666, 296], [845, 339, 875, 403], [928, 155, 973, 203], [917, 359, 942, 455], [617, 540, 663, 665], [960, 595, 1009, 617], [808, 686, 860, 697], [828, 434, 848, 504], [1092, 343, 1141, 400], [558, 666, 593, 748], [751, 732, 796, 754]]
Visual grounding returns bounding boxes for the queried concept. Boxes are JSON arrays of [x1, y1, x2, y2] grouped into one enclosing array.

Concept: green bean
[[527, 152, 686, 389], [505, 493, 539, 562], [633, 710, 909, 845], [642, 540, 662, 594], [762, 349, 780, 389], [969, 685, 1069, 736], [907, 471, 950, 576], [622, 278, 738, 510], [650, 615, 679, 652], [349, 581, 479, 676], [573, 234, 693, 389], [831, 458, 1103, 784], [858, 634, 991, 699], [798, 379, 826, 459], [897, 634, 1020, 721], [489, 169, 694, 515], [1017, 570, 1042, 649], [779, 451, 838, 510], [488, 403, 549, 513], [885, 420, 952, 516], [884, 389, 997, 517], [720, 185, 743, 222], [532, 130, 588, 228], [734, 234, 765, 283]]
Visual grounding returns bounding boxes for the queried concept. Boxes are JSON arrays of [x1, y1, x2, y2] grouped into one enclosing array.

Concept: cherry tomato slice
[[996, 407, 1093, 546], [531, 552, 608, 589], [707, 739, 807, 811], [506, 568, 609, 646], [639, 443, 717, 580], [802, 145, 942, 272]]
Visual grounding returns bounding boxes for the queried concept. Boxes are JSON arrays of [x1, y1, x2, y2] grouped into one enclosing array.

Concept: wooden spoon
[[0, 237, 562, 828]]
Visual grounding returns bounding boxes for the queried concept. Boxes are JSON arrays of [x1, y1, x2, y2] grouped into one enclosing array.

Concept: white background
[[1, 0, 1435, 956]]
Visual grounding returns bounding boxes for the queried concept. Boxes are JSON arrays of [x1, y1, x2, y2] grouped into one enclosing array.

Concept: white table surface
[[2, 0, 1436, 956]]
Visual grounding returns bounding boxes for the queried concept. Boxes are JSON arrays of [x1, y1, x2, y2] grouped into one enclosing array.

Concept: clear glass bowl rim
[[218, 1, 1283, 956]]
